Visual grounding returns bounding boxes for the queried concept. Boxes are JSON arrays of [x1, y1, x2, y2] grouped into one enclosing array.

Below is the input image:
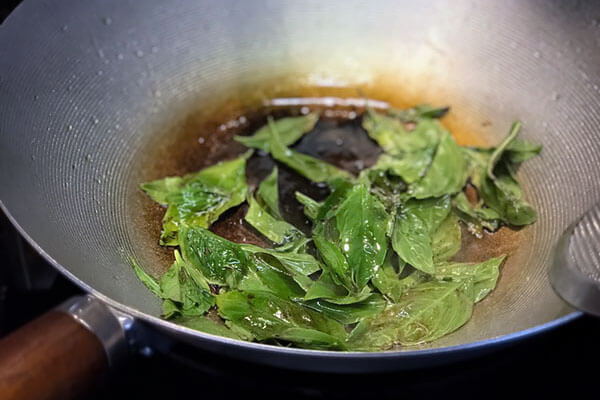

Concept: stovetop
[[1, 3, 599, 398]]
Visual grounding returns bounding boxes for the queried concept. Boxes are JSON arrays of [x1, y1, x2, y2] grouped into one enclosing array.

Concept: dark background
[[1, 2, 598, 398]]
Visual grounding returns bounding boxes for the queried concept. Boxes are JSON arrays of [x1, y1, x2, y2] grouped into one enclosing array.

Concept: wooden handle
[[0, 310, 108, 400]]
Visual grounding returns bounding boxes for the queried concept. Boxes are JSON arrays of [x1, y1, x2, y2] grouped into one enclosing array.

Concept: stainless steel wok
[[1, 0, 599, 398]]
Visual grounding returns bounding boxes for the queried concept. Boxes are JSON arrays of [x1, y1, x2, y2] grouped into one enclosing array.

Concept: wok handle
[[0, 295, 128, 400]]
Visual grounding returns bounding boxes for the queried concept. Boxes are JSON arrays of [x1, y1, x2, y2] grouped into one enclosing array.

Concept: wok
[[1, 0, 599, 398]]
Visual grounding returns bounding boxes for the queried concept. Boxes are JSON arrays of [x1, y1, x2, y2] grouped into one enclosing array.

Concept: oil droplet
[[61, 25, 68, 32], [300, 106, 310, 115], [68, 124, 73, 131], [103, 17, 112, 25], [533, 51, 540, 59], [135, 50, 144, 58], [97, 70, 104, 76], [91, 116, 99, 124], [117, 53, 124, 60], [551, 92, 560, 101], [198, 137, 205, 144], [151, 46, 159, 53]]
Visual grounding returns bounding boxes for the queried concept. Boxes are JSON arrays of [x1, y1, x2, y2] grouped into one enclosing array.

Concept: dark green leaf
[[487, 121, 521, 180], [238, 254, 306, 300], [392, 196, 451, 274], [179, 226, 248, 287], [304, 272, 372, 305], [362, 110, 408, 154], [388, 104, 450, 121], [302, 294, 386, 324], [216, 290, 347, 349], [234, 112, 319, 152]]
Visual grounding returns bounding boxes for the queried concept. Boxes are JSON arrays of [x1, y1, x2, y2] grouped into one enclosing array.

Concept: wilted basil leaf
[[392, 196, 451, 274], [433, 255, 505, 302], [302, 294, 386, 324], [179, 226, 248, 287], [216, 290, 347, 349], [234, 112, 319, 152], [141, 153, 250, 246], [348, 281, 473, 350]]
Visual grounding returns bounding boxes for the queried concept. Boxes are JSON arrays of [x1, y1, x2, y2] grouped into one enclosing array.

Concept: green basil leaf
[[158, 250, 215, 318], [216, 290, 347, 348], [132, 259, 162, 297], [268, 117, 352, 183], [392, 196, 451, 274], [238, 254, 306, 300], [411, 131, 467, 199], [234, 112, 319, 152], [245, 194, 302, 244], [453, 192, 501, 235], [348, 281, 473, 350], [433, 256, 505, 302], [179, 226, 248, 287], [431, 213, 462, 262], [295, 191, 322, 222], [304, 272, 373, 305], [172, 315, 244, 340], [302, 294, 386, 324], [362, 109, 408, 154], [142, 153, 249, 246], [258, 167, 281, 218]]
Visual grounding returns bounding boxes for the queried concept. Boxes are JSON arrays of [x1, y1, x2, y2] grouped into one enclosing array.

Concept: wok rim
[[1, 200, 582, 362]]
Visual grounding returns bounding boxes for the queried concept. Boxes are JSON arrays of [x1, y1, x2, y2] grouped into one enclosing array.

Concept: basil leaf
[[388, 104, 450, 121], [348, 281, 473, 350], [295, 191, 322, 222], [179, 226, 248, 287], [372, 251, 405, 302], [258, 167, 281, 218], [392, 196, 451, 274], [314, 184, 389, 291], [140, 176, 183, 206], [433, 256, 505, 302], [158, 251, 215, 318], [304, 272, 373, 305], [173, 315, 244, 340], [241, 243, 321, 276], [268, 117, 352, 183], [431, 213, 462, 262], [234, 112, 319, 152], [238, 254, 306, 300], [453, 192, 501, 235], [216, 290, 347, 349], [480, 168, 537, 226], [277, 328, 347, 350], [362, 109, 408, 154], [504, 139, 542, 164], [132, 260, 162, 297], [142, 153, 249, 246], [245, 194, 302, 244], [364, 116, 441, 184], [411, 131, 467, 199], [302, 294, 386, 324]]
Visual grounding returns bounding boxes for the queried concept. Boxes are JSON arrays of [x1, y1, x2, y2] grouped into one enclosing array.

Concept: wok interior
[[1, 0, 599, 352]]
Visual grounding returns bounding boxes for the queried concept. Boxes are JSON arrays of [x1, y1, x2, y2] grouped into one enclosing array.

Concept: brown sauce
[[135, 91, 522, 275]]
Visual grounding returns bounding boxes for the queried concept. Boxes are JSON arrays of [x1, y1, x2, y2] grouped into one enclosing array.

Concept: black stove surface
[[1, 3, 599, 398]]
